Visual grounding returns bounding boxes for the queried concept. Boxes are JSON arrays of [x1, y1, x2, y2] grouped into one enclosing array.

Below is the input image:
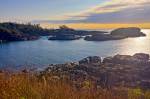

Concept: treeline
[[0, 22, 52, 42], [0, 22, 51, 36], [0, 22, 107, 42]]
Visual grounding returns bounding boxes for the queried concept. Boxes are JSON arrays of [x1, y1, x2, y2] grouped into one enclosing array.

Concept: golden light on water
[[119, 29, 150, 55]]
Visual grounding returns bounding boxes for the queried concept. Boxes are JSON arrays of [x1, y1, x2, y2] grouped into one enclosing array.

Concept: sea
[[0, 29, 150, 69]]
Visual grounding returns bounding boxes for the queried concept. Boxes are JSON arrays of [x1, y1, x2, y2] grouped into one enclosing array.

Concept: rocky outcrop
[[79, 56, 101, 64], [0, 27, 39, 42], [133, 53, 149, 61], [85, 27, 146, 41], [42, 53, 150, 89], [48, 25, 107, 40], [103, 53, 150, 66], [0, 22, 51, 42], [111, 27, 146, 37], [84, 34, 126, 41]]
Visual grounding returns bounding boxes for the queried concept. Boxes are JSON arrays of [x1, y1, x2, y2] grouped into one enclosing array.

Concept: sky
[[0, 0, 150, 29]]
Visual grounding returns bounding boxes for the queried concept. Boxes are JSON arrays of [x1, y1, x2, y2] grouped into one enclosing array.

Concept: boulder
[[103, 55, 133, 65], [103, 54, 149, 66], [79, 56, 101, 64], [133, 53, 149, 61], [140, 80, 150, 89]]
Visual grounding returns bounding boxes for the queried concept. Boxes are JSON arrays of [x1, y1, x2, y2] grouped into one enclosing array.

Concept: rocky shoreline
[[39, 53, 150, 89], [0, 53, 150, 90]]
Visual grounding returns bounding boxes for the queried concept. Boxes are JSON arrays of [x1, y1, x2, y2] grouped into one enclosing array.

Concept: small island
[[0, 23, 146, 42], [48, 25, 82, 40], [48, 25, 107, 40], [85, 27, 146, 41], [0, 23, 107, 42]]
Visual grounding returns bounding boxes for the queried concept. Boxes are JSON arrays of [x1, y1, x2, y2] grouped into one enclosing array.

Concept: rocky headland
[[41, 53, 150, 89], [0, 22, 51, 42]]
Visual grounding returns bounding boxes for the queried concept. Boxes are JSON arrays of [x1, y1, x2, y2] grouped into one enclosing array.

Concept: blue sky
[[0, 0, 150, 24], [0, 0, 104, 22]]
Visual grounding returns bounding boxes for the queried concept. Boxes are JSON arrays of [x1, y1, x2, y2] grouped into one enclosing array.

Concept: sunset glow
[[0, 0, 150, 29], [41, 23, 150, 29]]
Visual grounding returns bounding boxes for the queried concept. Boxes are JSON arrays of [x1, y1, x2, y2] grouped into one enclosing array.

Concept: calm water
[[0, 29, 150, 69]]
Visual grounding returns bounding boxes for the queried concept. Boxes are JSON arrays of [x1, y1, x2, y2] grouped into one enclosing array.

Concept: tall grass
[[0, 72, 149, 99]]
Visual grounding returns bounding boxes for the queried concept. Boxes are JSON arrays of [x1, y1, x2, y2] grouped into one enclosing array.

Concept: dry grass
[[0, 72, 149, 99]]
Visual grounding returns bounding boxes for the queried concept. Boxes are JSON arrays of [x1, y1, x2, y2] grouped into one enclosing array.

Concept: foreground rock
[[85, 27, 146, 41], [42, 53, 150, 89]]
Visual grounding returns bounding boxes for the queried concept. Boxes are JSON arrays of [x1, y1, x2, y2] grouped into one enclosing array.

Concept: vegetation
[[0, 22, 50, 36], [0, 22, 107, 42], [0, 22, 52, 42], [0, 72, 150, 99]]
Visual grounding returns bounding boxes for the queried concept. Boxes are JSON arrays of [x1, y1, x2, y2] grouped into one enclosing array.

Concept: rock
[[22, 69, 29, 73], [0, 70, 4, 73], [133, 53, 149, 61], [84, 27, 146, 41], [111, 27, 146, 37], [64, 62, 79, 68], [103, 57, 113, 63], [84, 33, 127, 41], [70, 70, 88, 79], [49, 34, 81, 40], [103, 54, 150, 66], [79, 56, 101, 64], [140, 80, 150, 89], [42, 53, 150, 89], [103, 55, 133, 65]]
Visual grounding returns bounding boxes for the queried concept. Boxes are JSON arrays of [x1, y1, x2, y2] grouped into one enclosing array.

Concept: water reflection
[[0, 29, 149, 68], [119, 29, 150, 55]]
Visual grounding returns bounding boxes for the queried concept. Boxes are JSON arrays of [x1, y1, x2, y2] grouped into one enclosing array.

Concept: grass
[[0, 72, 150, 99]]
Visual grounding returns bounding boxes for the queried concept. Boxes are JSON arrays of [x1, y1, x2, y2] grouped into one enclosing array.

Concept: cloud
[[34, 0, 150, 24]]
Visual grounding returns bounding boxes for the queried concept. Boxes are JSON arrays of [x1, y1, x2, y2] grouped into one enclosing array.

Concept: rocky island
[[48, 25, 107, 40], [48, 25, 82, 40], [0, 23, 108, 42], [85, 27, 146, 41], [49, 34, 81, 40], [0, 23, 146, 42]]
